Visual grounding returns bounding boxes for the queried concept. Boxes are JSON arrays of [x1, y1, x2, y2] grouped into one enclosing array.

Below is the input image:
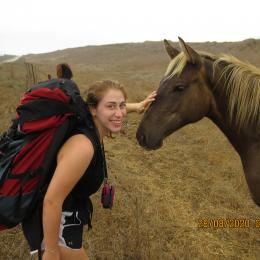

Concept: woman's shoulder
[[58, 134, 94, 163], [66, 133, 93, 146]]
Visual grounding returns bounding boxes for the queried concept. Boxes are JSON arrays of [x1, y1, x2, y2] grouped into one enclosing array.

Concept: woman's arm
[[42, 134, 94, 260], [126, 91, 156, 114]]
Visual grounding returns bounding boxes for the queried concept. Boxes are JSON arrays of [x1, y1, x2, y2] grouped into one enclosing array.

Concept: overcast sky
[[1, 0, 260, 55]]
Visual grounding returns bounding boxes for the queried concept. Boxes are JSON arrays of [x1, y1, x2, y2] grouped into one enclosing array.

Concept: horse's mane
[[214, 55, 260, 129], [164, 52, 260, 129]]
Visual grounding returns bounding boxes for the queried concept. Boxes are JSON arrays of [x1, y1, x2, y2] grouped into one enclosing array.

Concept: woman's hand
[[137, 91, 157, 114], [126, 91, 157, 113]]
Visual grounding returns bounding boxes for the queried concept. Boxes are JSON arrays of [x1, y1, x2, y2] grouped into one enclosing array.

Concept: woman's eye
[[120, 103, 126, 109], [107, 105, 115, 109]]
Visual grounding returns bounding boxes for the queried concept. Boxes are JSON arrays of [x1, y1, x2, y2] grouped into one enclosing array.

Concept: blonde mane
[[164, 52, 260, 129], [214, 55, 260, 129]]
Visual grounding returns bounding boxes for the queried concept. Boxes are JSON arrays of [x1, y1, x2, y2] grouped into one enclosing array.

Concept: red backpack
[[0, 78, 93, 231]]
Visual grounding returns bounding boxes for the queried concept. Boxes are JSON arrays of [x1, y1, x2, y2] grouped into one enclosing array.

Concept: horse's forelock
[[164, 52, 187, 79], [164, 52, 216, 80]]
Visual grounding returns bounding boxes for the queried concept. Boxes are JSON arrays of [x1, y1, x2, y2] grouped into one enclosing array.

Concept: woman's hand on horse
[[137, 91, 157, 113]]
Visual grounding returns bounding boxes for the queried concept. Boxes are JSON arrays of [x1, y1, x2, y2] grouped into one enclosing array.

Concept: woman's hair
[[86, 80, 127, 107], [56, 63, 73, 79]]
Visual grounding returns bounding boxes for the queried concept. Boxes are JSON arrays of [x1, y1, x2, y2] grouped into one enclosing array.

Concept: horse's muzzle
[[136, 130, 162, 150]]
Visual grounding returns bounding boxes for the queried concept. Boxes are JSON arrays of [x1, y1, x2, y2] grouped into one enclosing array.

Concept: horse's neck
[[208, 108, 255, 155], [210, 107, 260, 205], [206, 60, 260, 204], [205, 58, 257, 151], [238, 141, 260, 206]]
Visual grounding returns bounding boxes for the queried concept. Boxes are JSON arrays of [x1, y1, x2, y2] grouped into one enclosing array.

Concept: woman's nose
[[114, 107, 124, 117]]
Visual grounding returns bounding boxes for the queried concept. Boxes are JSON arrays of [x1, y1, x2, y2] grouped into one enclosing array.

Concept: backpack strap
[[61, 80, 95, 129]]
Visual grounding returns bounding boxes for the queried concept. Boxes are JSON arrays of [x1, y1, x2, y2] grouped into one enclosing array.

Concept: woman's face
[[91, 89, 127, 136]]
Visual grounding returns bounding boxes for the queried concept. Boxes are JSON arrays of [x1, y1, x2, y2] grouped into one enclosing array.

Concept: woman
[[25, 79, 156, 260]]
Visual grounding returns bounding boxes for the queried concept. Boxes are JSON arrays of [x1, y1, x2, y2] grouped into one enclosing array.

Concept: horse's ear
[[164, 39, 179, 59], [178, 37, 201, 65]]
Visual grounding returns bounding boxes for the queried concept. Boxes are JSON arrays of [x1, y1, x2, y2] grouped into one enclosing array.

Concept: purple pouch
[[101, 182, 115, 209]]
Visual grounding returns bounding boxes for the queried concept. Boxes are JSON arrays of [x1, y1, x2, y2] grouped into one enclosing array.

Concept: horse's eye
[[174, 85, 186, 92]]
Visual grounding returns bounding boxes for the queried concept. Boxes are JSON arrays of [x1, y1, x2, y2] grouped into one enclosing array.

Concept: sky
[[1, 0, 260, 55]]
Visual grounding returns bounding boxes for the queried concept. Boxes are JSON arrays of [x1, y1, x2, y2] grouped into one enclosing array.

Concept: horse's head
[[137, 37, 214, 150]]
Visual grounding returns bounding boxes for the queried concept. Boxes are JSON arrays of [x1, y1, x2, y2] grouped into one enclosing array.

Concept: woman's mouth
[[110, 120, 122, 127]]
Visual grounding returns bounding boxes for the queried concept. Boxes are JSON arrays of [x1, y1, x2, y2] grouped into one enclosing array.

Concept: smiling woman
[[86, 80, 127, 136], [19, 77, 156, 260]]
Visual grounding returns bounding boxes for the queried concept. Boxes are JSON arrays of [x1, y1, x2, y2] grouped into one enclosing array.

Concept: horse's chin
[[142, 140, 163, 151], [143, 125, 180, 150]]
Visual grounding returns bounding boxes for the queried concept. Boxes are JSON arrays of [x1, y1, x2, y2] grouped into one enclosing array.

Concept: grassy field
[[0, 39, 259, 260]]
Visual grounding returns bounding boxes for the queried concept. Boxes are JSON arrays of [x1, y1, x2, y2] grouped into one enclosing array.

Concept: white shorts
[[30, 211, 84, 255]]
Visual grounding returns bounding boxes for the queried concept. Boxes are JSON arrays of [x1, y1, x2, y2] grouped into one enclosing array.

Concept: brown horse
[[136, 37, 260, 206]]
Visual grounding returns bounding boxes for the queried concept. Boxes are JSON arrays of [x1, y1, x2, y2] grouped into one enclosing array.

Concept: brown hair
[[86, 80, 127, 107]]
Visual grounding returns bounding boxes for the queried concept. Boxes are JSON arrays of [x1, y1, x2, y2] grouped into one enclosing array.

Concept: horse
[[136, 37, 260, 206], [56, 63, 73, 79]]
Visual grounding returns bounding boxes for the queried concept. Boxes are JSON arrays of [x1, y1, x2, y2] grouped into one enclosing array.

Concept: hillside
[[0, 55, 17, 63], [0, 38, 260, 260], [24, 38, 260, 66]]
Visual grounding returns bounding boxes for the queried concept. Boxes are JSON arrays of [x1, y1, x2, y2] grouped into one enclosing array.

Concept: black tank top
[[62, 124, 106, 217]]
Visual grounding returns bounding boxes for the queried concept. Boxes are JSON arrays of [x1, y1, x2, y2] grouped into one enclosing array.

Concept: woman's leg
[[57, 211, 88, 259], [59, 246, 89, 260]]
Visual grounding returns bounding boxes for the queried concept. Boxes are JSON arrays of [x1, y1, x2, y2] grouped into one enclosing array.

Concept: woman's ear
[[89, 106, 97, 117]]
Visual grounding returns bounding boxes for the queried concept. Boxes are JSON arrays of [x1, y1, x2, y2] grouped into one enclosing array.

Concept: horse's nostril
[[136, 128, 148, 146]]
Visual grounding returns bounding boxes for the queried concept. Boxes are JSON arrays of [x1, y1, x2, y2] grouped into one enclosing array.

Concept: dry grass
[[0, 39, 260, 260]]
